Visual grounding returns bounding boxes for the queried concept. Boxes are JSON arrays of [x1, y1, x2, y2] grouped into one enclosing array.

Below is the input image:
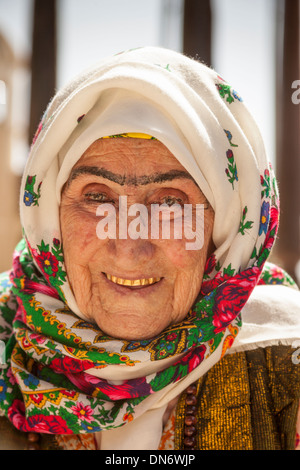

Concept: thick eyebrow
[[67, 166, 198, 187]]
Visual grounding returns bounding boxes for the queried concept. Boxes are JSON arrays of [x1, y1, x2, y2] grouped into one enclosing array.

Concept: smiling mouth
[[104, 273, 162, 287]]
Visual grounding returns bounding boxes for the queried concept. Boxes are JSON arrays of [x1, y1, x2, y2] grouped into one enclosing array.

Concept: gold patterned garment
[[160, 346, 300, 450]]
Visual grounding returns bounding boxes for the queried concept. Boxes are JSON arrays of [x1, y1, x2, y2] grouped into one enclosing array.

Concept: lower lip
[[101, 273, 164, 296]]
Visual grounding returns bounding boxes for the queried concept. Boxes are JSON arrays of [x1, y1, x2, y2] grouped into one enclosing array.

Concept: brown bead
[[183, 436, 196, 448], [185, 405, 196, 415], [186, 384, 197, 395], [184, 383, 198, 449], [28, 433, 40, 443], [185, 394, 197, 406], [184, 414, 197, 426], [184, 425, 196, 437]]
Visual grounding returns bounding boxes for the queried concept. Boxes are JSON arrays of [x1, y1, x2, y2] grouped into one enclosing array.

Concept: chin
[[94, 311, 170, 341]]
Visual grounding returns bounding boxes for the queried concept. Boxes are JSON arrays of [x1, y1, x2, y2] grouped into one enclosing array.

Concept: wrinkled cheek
[[71, 228, 98, 255], [162, 239, 206, 271], [61, 211, 99, 259], [61, 227, 97, 313], [160, 214, 213, 271]]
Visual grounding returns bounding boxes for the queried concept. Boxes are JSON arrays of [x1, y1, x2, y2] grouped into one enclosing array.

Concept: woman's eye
[[84, 192, 112, 203], [161, 196, 184, 206]]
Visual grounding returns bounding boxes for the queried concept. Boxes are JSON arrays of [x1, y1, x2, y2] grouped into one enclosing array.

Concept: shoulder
[[231, 284, 300, 352], [243, 283, 300, 319]]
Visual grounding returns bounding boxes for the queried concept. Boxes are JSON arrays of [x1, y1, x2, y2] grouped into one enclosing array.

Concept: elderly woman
[[0, 47, 299, 451]]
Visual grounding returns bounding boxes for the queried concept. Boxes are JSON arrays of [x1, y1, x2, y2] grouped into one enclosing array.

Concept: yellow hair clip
[[102, 133, 156, 140]]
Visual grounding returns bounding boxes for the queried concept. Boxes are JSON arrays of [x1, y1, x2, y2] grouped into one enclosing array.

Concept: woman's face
[[60, 138, 214, 340]]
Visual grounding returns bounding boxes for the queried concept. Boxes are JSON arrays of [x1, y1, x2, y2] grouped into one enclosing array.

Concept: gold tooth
[[105, 274, 161, 287]]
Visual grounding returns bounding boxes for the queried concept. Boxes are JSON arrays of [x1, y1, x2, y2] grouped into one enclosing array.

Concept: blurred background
[[0, 0, 299, 284]]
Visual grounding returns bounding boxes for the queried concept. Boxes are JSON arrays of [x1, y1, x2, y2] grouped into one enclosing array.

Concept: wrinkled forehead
[[73, 136, 188, 171], [66, 136, 199, 190], [75, 135, 176, 162]]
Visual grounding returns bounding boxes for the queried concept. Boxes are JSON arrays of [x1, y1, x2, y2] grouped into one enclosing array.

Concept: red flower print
[[8, 399, 26, 430], [212, 267, 260, 333], [26, 414, 73, 434], [201, 269, 229, 296], [71, 402, 94, 422], [53, 238, 60, 247], [28, 332, 46, 345], [50, 357, 94, 374], [8, 400, 73, 434], [263, 206, 279, 249], [204, 253, 217, 276], [11, 252, 25, 280], [36, 251, 59, 277], [185, 347, 206, 374], [166, 333, 177, 341], [93, 376, 152, 400], [156, 346, 206, 386], [226, 149, 233, 161]]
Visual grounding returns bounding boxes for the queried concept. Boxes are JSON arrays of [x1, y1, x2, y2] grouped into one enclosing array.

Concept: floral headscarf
[[0, 47, 297, 448]]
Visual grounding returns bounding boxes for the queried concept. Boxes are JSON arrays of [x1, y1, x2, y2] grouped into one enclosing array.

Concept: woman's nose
[[106, 237, 156, 262]]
